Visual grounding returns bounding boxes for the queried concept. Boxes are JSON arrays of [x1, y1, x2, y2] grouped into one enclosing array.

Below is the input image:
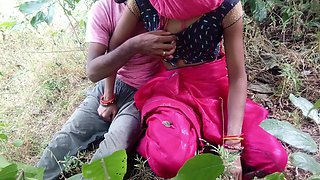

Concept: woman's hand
[[227, 155, 242, 180], [97, 104, 118, 122], [224, 139, 243, 180]]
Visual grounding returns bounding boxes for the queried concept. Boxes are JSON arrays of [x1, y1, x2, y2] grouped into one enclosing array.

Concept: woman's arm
[[109, 4, 140, 51], [223, 12, 246, 180], [223, 18, 247, 138]]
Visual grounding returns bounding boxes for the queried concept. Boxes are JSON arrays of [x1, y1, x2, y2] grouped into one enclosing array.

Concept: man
[[37, 0, 176, 179]]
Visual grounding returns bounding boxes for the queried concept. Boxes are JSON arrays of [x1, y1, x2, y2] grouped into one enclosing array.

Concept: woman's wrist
[[224, 139, 241, 146]]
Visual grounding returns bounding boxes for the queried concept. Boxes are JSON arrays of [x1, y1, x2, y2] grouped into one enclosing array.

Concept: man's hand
[[130, 30, 176, 59], [97, 104, 118, 122]]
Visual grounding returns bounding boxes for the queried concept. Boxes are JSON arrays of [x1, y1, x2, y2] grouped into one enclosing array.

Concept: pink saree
[[135, 57, 288, 178]]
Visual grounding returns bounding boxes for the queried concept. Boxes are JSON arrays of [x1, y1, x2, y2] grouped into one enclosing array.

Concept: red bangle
[[100, 95, 116, 107]]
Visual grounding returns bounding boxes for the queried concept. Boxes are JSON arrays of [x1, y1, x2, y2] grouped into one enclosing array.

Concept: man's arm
[[86, 40, 138, 83], [86, 6, 176, 82]]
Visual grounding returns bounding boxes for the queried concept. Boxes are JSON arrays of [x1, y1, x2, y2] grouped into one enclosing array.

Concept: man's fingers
[[156, 40, 176, 49], [102, 111, 111, 121], [157, 35, 176, 43], [111, 109, 117, 120], [156, 44, 176, 51], [165, 48, 176, 56], [150, 30, 172, 36]]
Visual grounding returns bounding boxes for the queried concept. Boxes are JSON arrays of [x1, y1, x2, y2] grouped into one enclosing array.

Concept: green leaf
[[67, 174, 83, 180], [309, 99, 320, 114], [260, 119, 318, 153], [314, 99, 320, 109], [82, 149, 127, 180], [290, 152, 320, 175], [30, 11, 46, 28], [0, 163, 18, 179], [12, 139, 24, 147], [0, 155, 11, 168], [18, 0, 51, 14], [17, 163, 44, 180], [45, 4, 55, 25], [172, 154, 224, 180], [289, 94, 320, 124], [253, 0, 268, 21], [264, 172, 285, 180], [0, 133, 8, 141], [0, 21, 17, 30], [64, 0, 76, 10]]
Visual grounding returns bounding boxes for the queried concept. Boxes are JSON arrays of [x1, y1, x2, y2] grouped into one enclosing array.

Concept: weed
[[280, 63, 302, 95], [61, 151, 86, 177], [127, 155, 164, 180]]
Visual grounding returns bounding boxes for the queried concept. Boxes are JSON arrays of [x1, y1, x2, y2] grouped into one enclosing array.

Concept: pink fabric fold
[[149, 0, 224, 20]]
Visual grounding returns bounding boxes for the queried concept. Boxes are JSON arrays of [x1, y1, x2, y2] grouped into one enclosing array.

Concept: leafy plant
[[242, 0, 271, 22], [289, 94, 320, 125], [62, 152, 86, 177], [0, 155, 44, 180], [18, 0, 90, 28], [172, 154, 224, 180], [18, 0, 55, 28], [289, 152, 320, 175], [260, 119, 318, 153], [280, 64, 301, 94], [260, 95, 320, 180], [263, 172, 285, 180], [82, 149, 127, 180], [200, 139, 240, 179]]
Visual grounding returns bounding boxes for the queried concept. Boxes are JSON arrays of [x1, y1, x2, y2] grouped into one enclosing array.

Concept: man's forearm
[[86, 39, 137, 82]]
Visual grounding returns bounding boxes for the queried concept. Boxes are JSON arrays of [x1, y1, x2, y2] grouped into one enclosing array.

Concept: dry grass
[[0, 27, 91, 165]]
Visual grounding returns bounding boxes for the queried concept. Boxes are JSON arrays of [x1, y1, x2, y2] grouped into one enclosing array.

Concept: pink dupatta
[[149, 0, 224, 20]]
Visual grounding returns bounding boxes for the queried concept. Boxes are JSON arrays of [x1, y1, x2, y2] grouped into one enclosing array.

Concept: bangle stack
[[100, 95, 116, 107], [223, 134, 244, 152]]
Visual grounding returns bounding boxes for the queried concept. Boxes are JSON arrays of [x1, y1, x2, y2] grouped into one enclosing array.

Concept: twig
[[57, 0, 86, 57]]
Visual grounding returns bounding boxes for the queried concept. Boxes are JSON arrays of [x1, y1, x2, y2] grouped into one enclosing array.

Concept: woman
[[108, 0, 288, 179]]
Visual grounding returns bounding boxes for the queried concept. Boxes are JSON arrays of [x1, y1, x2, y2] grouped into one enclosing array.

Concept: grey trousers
[[37, 79, 141, 180]]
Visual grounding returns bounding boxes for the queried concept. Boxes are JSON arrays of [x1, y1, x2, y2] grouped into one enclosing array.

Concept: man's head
[[114, 0, 126, 3]]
